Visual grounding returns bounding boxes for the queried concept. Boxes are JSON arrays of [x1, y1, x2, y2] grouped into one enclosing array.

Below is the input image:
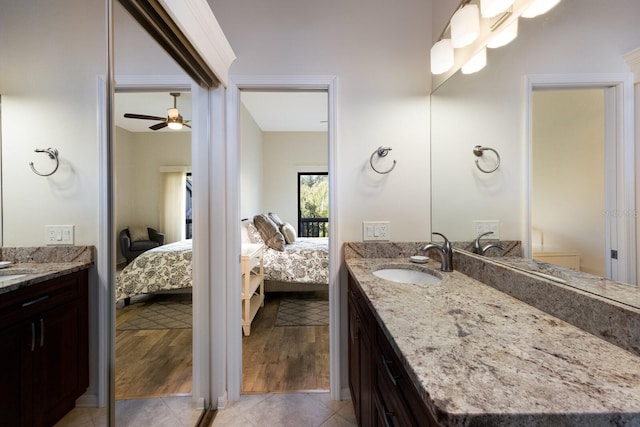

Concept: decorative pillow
[[280, 222, 297, 244], [268, 212, 285, 227], [128, 226, 149, 242], [244, 221, 264, 244], [253, 214, 285, 251]]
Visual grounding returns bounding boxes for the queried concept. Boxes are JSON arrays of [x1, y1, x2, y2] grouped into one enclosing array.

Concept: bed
[[261, 237, 329, 292], [116, 222, 329, 301], [115, 239, 192, 302]]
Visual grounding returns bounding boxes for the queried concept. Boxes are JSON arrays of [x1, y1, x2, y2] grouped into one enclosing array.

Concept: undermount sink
[[373, 266, 442, 285]]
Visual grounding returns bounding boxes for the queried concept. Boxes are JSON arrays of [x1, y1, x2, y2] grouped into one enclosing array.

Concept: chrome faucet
[[472, 231, 503, 256], [421, 232, 453, 272]]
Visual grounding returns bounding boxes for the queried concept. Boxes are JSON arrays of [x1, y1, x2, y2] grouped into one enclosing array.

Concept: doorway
[[531, 89, 606, 276], [111, 83, 201, 425], [526, 74, 636, 285], [239, 89, 330, 393], [226, 76, 340, 402]]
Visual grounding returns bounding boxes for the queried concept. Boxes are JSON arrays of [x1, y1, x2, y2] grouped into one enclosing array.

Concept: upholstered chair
[[119, 227, 165, 264]]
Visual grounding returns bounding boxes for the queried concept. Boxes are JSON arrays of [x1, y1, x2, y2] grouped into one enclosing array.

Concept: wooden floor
[[115, 295, 193, 400], [242, 292, 330, 393], [114, 291, 330, 399]]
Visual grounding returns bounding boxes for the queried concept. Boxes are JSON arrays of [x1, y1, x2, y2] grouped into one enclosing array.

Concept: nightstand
[[241, 243, 265, 336]]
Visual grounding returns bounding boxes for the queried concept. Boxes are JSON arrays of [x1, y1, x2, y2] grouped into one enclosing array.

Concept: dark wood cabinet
[[348, 272, 440, 427], [0, 270, 89, 427], [348, 274, 374, 426]]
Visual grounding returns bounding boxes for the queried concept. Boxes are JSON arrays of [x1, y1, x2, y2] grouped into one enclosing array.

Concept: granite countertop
[[346, 256, 640, 426], [0, 246, 94, 295]]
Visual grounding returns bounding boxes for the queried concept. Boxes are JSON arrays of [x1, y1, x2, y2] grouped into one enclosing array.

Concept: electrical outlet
[[363, 221, 390, 241], [45, 225, 75, 245], [472, 220, 500, 239]]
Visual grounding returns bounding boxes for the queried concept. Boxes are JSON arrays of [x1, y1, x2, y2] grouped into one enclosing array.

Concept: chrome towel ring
[[473, 145, 500, 174], [370, 146, 397, 174], [29, 147, 60, 177]]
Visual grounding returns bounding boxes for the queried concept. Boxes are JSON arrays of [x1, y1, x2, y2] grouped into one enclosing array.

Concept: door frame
[[525, 73, 636, 284], [225, 75, 340, 401], [99, 74, 212, 413]]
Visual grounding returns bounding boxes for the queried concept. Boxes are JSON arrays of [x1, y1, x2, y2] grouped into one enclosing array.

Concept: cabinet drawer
[[0, 270, 88, 327], [375, 326, 439, 427]]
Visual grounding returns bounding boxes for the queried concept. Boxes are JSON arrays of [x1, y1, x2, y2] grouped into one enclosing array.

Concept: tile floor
[[213, 393, 357, 427], [55, 393, 356, 427], [55, 396, 201, 427]]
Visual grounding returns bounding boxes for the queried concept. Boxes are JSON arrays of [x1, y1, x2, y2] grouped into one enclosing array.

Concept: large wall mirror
[[431, 0, 640, 300]]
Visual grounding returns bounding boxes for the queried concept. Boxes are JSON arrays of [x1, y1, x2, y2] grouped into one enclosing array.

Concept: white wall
[[114, 127, 191, 263], [0, 0, 106, 246], [262, 131, 328, 229], [431, 0, 640, 243], [532, 90, 606, 277], [240, 103, 263, 219], [211, 0, 433, 243]]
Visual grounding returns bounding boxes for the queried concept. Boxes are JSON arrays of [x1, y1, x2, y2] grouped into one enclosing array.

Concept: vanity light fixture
[[431, 38, 455, 74], [462, 47, 487, 74], [480, 0, 515, 18], [451, 4, 480, 48], [487, 18, 518, 48], [430, 0, 561, 78], [521, 0, 561, 18]]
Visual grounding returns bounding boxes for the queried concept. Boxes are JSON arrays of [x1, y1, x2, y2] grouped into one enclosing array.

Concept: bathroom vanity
[[0, 247, 93, 427], [345, 242, 640, 426]]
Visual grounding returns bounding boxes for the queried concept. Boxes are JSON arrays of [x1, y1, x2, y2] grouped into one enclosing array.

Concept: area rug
[[275, 299, 329, 326], [117, 299, 192, 330]]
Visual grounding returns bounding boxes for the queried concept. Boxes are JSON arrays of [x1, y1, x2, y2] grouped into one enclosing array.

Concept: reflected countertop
[[0, 246, 94, 295], [346, 253, 640, 426]]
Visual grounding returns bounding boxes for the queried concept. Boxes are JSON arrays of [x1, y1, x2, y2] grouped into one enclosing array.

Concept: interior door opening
[[113, 88, 197, 422], [239, 89, 331, 394]]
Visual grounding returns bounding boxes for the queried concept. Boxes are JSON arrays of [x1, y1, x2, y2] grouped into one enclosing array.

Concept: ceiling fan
[[124, 92, 191, 131]]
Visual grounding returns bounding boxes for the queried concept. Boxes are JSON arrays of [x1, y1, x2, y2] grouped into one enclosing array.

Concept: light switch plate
[[472, 220, 500, 239], [45, 225, 75, 245], [363, 221, 390, 241]]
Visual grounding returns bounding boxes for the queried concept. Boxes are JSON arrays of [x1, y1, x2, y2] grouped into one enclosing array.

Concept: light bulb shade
[[487, 19, 518, 48], [430, 39, 455, 74], [167, 107, 180, 119], [480, 0, 515, 18], [451, 4, 480, 48], [461, 48, 487, 74], [522, 0, 561, 18], [168, 121, 183, 130]]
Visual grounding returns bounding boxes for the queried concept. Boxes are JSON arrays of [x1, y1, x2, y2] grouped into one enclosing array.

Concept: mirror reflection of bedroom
[[240, 90, 330, 393], [113, 90, 194, 405]]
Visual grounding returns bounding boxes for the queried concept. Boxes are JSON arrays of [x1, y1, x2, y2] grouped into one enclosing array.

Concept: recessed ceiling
[[114, 90, 328, 133]]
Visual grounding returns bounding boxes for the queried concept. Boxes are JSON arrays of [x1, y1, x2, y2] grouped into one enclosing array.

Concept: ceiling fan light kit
[[123, 92, 191, 131]]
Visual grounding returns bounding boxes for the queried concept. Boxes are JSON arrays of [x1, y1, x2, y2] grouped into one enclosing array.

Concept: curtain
[[161, 171, 186, 243]]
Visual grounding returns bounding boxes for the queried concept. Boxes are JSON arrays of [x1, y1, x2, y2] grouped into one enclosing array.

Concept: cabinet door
[[0, 322, 32, 427], [348, 293, 361, 416], [33, 301, 85, 427]]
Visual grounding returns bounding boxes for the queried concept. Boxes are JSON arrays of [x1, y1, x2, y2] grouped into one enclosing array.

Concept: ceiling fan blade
[[149, 122, 168, 131], [124, 113, 166, 121], [183, 123, 192, 128]]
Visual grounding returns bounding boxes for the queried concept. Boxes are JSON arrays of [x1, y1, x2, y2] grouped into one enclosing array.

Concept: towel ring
[[473, 145, 500, 174], [370, 146, 397, 174], [29, 147, 60, 177]]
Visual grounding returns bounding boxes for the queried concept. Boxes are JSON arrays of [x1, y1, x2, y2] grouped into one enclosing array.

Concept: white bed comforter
[[116, 239, 192, 301], [261, 237, 329, 285]]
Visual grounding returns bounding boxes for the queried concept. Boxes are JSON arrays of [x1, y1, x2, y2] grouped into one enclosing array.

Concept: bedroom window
[[298, 172, 328, 237], [186, 173, 192, 239]]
